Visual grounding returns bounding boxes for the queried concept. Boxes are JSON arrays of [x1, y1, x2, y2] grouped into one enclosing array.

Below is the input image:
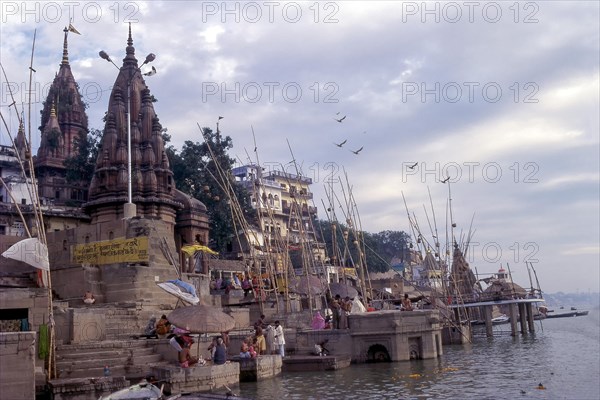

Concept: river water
[[238, 308, 600, 400]]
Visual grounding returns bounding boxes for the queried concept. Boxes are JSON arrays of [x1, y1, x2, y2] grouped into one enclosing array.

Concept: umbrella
[[290, 275, 325, 296], [167, 305, 236, 333], [328, 282, 358, 298]]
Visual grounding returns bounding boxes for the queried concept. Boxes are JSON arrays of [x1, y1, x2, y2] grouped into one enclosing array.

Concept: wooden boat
[[99, 380, 163, 399], [491, 314, 510, 325], [545, 311, 577, 319]]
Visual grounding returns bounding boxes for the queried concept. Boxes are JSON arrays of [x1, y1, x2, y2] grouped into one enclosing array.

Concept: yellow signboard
[[72, 237, 149, 265]]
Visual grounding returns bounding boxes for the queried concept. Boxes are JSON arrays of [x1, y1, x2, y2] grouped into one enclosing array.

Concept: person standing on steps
[[273, 320, 286, 358]]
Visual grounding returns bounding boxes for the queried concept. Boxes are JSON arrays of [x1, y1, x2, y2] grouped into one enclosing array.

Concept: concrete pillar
[[509, 303, 518, 336], [518, 303, 527, 334], [526, 303, 535, 332], [484, 305, 493, 337]]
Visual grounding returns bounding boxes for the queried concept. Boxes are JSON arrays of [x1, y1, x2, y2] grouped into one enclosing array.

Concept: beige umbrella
[[290, 275, 325, 296], [167, 304, 236, 333], [328, 282, 359, 298]]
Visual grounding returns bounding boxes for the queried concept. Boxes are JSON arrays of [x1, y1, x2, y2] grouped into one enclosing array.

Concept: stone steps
[[57, 346, 155, 360], [55, 339, 169, 380], [57, 354, 165, 378]]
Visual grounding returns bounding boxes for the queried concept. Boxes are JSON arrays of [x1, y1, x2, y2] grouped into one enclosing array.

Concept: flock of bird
[[332, 112, 364, 155]]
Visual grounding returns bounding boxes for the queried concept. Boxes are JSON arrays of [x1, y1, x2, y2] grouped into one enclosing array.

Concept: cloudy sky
[[1, 1, 598, 293]]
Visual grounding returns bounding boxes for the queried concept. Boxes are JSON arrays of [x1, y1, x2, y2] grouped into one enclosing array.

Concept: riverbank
[[237, 308, 600, 399]]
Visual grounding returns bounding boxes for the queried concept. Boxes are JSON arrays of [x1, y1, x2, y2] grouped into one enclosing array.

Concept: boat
[[491, 314, 510, 325], [545, 311, 577, 319], [470, 314, 510, 326], [99, 380, 163, 400]]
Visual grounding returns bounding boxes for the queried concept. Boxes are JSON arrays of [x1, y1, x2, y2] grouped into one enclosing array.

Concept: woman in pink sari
[[311, 311, 326, 330]]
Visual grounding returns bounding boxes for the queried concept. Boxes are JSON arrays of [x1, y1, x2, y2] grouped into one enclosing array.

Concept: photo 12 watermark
[[1, 1, 141, 24], [400, 1, 540, 24], [200, 81, 339, 104], [401, 81, 539, 104], [1, 80, 108, 108], [401, 161, 540, 184], [465, 241, 540, 264], [199, 1, 340, 24]]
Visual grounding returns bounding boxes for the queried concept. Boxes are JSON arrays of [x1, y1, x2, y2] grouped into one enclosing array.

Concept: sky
[[1, 1, 598, 293]]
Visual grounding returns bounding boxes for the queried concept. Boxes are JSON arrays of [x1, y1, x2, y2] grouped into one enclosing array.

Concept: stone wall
[[349, 310, 442, 362], [0, 332, 36, 400], [49, 376, 129, 400], [152, 363, 240, 395], [49, 218, 183, 307]]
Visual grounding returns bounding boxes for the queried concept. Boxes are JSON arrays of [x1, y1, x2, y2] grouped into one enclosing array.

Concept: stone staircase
[[55, 339, 170, 380]]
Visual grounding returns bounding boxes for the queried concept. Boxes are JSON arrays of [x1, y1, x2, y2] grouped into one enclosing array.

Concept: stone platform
[[152, 362, 239, 395], [230, 354, 282, 381], [282, 355, 351, 372], [48, 376, 130, 400]]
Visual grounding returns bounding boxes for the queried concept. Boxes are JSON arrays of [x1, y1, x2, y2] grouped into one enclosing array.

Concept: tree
[[315, 220, 410, 273], [166, 127, 254, 253], [64, 128, 101, 187]]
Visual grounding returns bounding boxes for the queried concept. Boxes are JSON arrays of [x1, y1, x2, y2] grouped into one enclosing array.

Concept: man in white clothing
[[273, 320, 286, 358]]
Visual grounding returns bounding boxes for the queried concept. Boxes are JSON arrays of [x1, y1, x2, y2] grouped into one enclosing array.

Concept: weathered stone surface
[[225, 307, 250, 329], [349, 310, 443, 362], [282, 354, 351, 372], [152, 362, 240, 394], [70, 308, 107, 343], [295, 310, 443, 363], [49, 376, 129, 400], [231, 355, 282, 381], [0, 332, 36, 400]]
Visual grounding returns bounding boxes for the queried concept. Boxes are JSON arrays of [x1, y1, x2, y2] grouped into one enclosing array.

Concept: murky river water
[[238, 308, 600, 400]]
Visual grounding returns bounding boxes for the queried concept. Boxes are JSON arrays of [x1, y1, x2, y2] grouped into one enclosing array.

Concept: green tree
[[315, 220, 410, 273], [166, 127, 254, 253], [64, 128, 101, 186]]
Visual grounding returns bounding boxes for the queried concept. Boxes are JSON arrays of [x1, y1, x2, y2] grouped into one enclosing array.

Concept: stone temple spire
[[61, 27, 69, 65], [35, 27, 88, 204], [14, 119, 27, 161], [87, 26, 180, 225]]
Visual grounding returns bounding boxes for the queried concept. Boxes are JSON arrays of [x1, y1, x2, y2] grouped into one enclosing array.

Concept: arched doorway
[[367, 344, 391, 363]]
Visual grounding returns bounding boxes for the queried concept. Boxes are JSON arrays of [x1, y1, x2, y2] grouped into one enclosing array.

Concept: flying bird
[[334, 115, 346, 123], [218, 116, 224, 120], [334, 139, 347, 147], [143, 66, 156, 76], [441, 176, 450, 183], [408, 162, 418, 169], [351, 146, 363, 155]]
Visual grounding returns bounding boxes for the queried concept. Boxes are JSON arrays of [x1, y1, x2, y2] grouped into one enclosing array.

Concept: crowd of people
[[209, 274, 275, 299], [149, 313, 290, 369], [137, 290, 417, 369]]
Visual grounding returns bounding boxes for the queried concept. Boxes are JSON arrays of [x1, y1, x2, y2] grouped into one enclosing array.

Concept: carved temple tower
[[86, 26, 180, 227], [35, 28, 89, 205]]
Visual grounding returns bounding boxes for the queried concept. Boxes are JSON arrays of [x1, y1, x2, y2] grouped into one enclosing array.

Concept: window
[[21, 198, 26, 205]]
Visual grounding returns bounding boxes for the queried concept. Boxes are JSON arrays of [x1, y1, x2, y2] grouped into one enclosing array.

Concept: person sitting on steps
[[83, 291, 95, 305]]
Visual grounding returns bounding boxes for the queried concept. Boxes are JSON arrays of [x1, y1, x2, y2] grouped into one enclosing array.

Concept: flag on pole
[[1, 238, 50, 271], [68, 23, 81, 35]]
